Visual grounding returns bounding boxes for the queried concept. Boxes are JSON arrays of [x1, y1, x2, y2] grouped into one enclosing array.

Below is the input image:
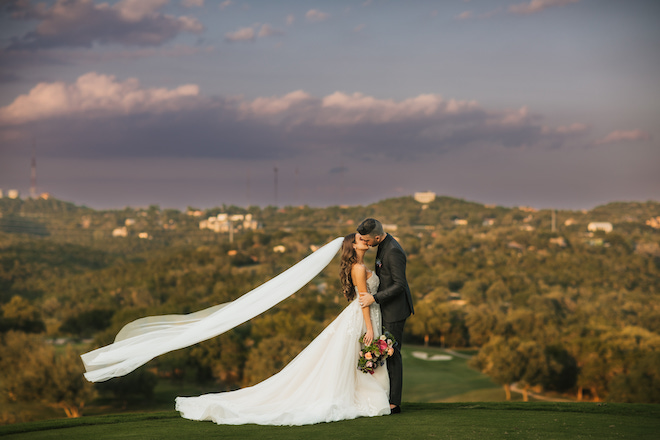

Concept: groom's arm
[[373, 246, 408, 304]]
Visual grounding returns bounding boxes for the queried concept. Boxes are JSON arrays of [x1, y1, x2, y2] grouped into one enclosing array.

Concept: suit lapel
[[375, 234, 389, 276]]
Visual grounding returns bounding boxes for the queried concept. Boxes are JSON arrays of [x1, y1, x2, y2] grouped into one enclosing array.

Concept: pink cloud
[[225, 26, 257, 42], [509, 0, 580, 15], [0, 72, 200, 125], [594, 129, 652, 146], [7, 0, 203, 49], [0, 73, 592, 160], [306, 9, 330, 23], [258, 24, 285, 38], [181, 0, 205, 8], [456, 11, 473, 20]]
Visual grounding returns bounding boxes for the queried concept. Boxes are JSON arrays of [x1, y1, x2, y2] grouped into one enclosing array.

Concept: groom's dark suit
[[372, 233, 414, 407]]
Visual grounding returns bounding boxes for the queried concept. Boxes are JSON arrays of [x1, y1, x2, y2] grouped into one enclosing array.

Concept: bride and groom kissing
[[82, 218, 414, 425]]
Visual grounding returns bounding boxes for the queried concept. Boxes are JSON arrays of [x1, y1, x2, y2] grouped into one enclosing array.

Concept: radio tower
[[273, 166, 278, 207], [30, 138, 37, 198], [295, 166, 299, 206]]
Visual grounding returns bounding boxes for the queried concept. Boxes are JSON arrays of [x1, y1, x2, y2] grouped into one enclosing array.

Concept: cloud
[[5, 0, 203, 49], [225, 23, 283, 42], [0, 73, 591, 162], [353, 24, 366, 33], [0, 72, 201, 125], [258, 24, 285, 38], [286, 14, 295, 26], [594, 129, 652, 146], [181, 0, 204, 7], [509, 0, 579, 15], [456, 11, 473, 20], [306, 9, 330, 23], [219, 0, 233, 10], [225, 26, 257, 42]]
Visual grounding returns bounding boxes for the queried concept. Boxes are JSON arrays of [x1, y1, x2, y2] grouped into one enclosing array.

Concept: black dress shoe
[[390, 406, 401, 414]]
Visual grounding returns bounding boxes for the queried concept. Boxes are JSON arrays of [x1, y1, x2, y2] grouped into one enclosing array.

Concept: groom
[[357, 218, 414, 414]]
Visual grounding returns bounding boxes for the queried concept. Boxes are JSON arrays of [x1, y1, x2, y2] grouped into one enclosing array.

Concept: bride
[[175, 233, 390, 425], [81, 234, 391, 425]]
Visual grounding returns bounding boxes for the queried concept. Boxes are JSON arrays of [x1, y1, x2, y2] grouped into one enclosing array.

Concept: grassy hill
[[1, 403, 658, 439]]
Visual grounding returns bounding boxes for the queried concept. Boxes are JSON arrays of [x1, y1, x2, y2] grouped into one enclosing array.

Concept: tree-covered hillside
[[1, 195, 659, 423]]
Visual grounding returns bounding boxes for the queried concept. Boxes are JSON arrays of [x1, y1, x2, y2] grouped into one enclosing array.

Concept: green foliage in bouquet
[[358, 332, 396, 374]]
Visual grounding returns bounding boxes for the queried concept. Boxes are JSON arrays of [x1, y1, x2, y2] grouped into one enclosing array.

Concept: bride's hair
[[339, 233, 358, 301]]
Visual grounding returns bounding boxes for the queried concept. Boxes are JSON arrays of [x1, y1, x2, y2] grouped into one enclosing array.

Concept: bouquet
[[357, 332, 396, 374]]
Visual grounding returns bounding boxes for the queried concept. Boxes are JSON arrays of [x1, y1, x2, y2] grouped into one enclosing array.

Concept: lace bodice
[[355, 272, 382, 338]]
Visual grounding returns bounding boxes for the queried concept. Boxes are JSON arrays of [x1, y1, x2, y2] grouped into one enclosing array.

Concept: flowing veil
[[81, 237, 343, 382]]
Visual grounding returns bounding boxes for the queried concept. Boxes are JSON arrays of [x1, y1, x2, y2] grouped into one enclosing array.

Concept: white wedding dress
[[175, 273, 390, 425]]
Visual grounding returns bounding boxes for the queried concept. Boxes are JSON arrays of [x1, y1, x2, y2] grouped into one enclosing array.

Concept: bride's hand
[[363, 329, 374, 346]]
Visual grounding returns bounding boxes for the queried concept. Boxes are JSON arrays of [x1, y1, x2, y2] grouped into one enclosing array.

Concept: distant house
[[112, 227, 128, 237], [483, 218, 495, 226], [273, 245, 286, 253], [519, 224, 535, 231], [453, 218, 468, 226], [414, 191, 436, 204], [518, 206, 537, 213], [588, 222, 613, 233], [8, 189, 19, 199], [383, 223, 398, 232], [200, 213, 259, 233], [507, 241, 525, 251], [646, 216, 660, 229], [549, 237, 567, 247], [125, 218, 136, 226], [138, 232, 151, 239]]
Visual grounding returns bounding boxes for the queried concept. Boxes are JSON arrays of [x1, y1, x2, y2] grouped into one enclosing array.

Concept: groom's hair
[[357, 218, 384, 237]]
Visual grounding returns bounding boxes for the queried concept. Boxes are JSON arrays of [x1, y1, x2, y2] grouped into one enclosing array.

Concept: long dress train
[[175, 273, 390, 425]]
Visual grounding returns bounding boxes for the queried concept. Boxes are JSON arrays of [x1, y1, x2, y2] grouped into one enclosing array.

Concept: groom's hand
[[359, 292, 375, 308]]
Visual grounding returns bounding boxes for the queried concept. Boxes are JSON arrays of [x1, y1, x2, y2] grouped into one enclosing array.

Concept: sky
[[0, 0, 658, 211]]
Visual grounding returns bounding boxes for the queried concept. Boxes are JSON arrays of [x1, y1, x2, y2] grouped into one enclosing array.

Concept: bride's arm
[[352, 264, 374, 346]]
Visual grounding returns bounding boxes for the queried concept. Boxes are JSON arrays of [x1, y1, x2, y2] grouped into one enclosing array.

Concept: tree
[[516, 340, 548, 401], [465, 304, 501, 347], [96, 369, 158, 406], [469, 336, 524, 400], [242, 334, 307, 385], [0, 295, 45, 333], [607, 351, 660, 403], [0, 331, 97, 418]]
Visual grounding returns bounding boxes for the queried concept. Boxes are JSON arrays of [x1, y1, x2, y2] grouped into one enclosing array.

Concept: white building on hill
[[588, 222, 613, 233], [200, 213, 259, 233], [414, 191, 436, 204]]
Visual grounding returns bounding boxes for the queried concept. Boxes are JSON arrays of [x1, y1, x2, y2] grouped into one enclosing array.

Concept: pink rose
[[379, 340, 388, 351], [366, 361, 373, 368], [388, 347, 394, 356], [359, 351, 363, 357]]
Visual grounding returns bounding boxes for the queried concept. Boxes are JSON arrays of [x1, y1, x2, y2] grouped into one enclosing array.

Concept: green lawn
[[2, 346, 659, 439], [402, 345, 510, 402], [2, 403, 659, 440]]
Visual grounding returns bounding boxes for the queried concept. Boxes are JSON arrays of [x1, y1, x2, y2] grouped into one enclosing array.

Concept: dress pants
[[382, 319, 406, 406]]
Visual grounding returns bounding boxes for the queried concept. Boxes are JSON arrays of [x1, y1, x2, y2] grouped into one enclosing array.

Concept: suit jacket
[[373, 233, 414, 322]]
